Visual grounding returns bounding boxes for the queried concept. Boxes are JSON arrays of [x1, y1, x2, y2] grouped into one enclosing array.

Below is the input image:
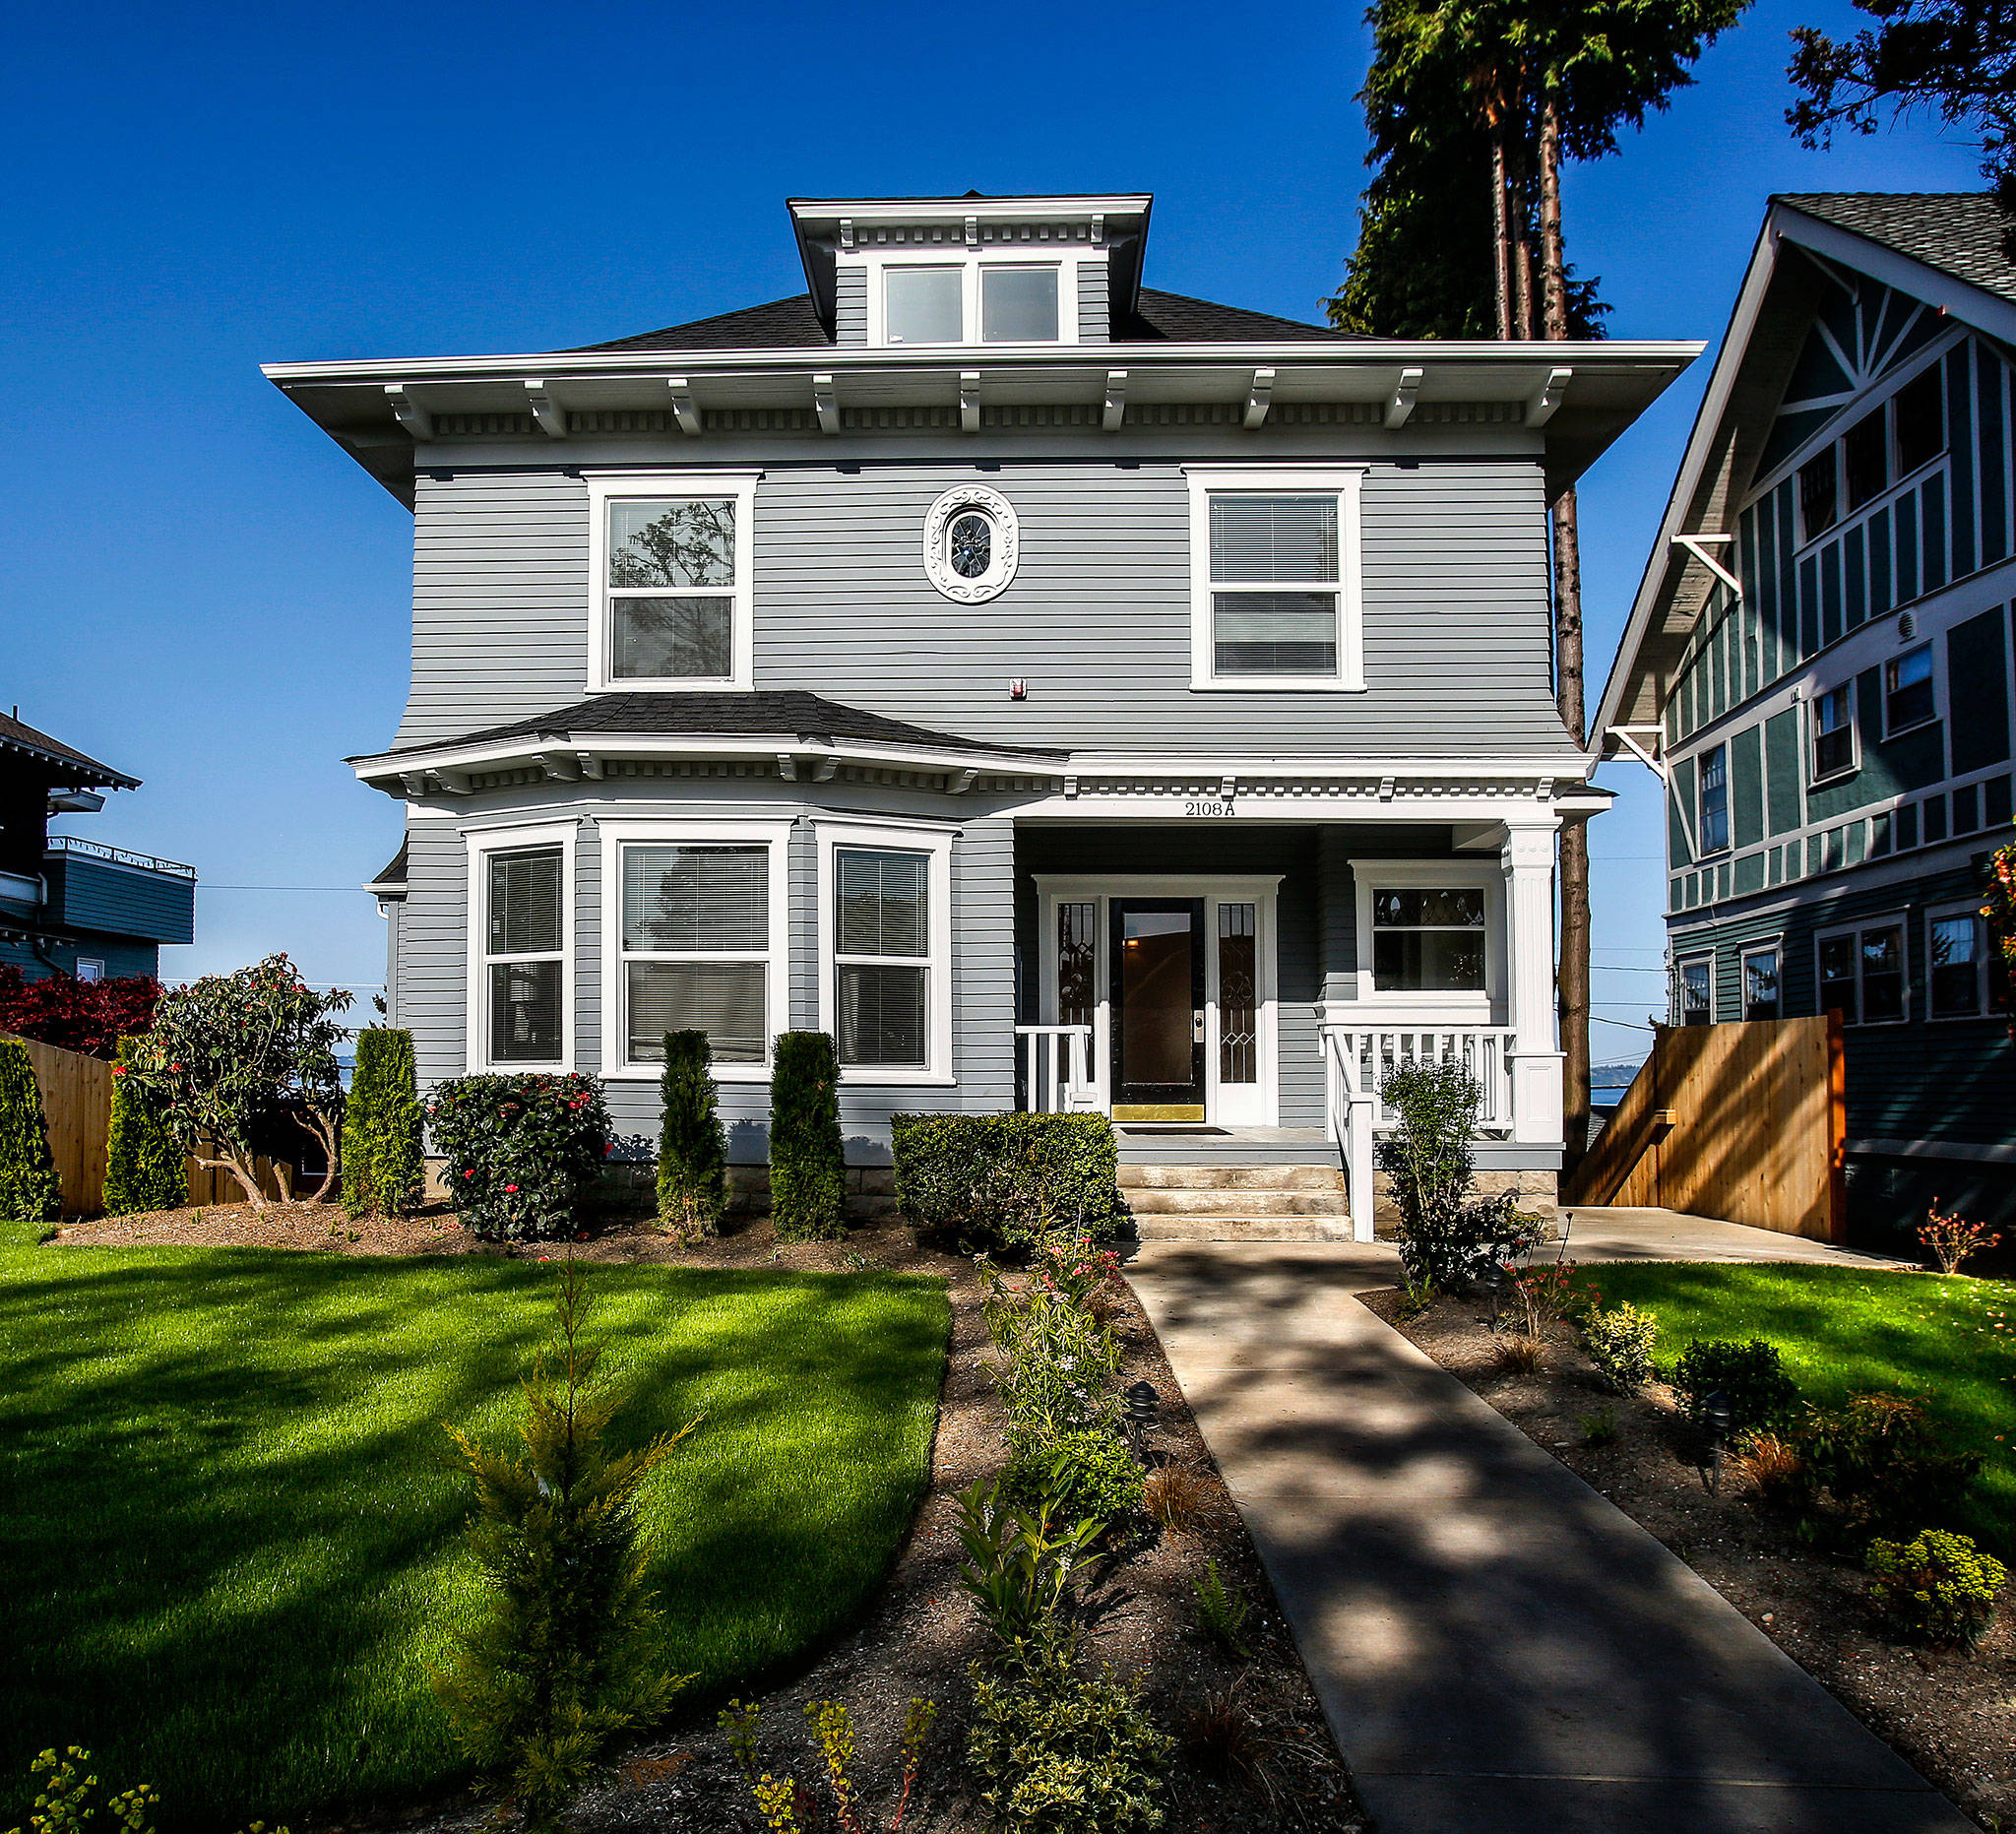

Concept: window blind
[[837, 850, 927, 958], [488, 850, 562, 957], [626, 961, 766, 1063], [611, 597, 734, 679], [1212, 593, 1338, 674], [623, 846, 767, 952], [491, 960, 562, 1061], [1210, 495, 1338, 583], [838, 963, 926, 1068]]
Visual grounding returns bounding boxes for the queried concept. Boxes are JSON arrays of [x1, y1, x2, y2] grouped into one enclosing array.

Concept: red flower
[[504, 1184, 519, 1193], [464, 1169, 474, 1179], [110, 1064, 126, 1076]]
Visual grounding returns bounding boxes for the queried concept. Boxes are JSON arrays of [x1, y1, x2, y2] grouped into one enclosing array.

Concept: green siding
[[1732, 723, 1764, 849], [1669, 755, 1696, 867], [1949, 605, 2012, 776], [1765, 710, 1802, 835]]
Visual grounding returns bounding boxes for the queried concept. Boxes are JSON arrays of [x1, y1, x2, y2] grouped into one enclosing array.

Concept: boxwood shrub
[[893, 1112, 1122, 1252], [770, 1031, 846, 1240], [428, 1072, 611, 1240]]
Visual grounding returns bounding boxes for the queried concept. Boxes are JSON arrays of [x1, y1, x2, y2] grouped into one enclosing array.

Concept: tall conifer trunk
[[1539, 92, 1592, 1169], [1487, 117, 1514, 340]]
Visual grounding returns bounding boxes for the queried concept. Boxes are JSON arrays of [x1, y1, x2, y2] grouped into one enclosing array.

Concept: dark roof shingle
[[391, 691, 1064, 760], [0, 712, 138, 789], [1776, 192, 2016, 306], [572, 295, 834, 353]]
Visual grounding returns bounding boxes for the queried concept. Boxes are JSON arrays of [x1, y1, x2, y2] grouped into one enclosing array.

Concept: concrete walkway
[[1128, 1234, 1968, 1834]]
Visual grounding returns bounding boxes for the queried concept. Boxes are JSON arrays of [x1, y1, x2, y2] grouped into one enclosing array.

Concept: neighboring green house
[[0, 711, 196, 982], [1600, 194, 2016, 1233]]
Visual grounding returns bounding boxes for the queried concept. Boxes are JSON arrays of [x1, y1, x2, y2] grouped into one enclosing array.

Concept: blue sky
[[1, 0, 1987, 1049]]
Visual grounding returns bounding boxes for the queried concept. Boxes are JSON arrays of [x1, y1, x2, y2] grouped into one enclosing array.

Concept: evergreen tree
[[104, 1035, 187, 1215], [768, 1032, 847, 1241], [344, 1029, 425, 1219], [656, 1030, 726, 1238], [432, 1260, 697, 1832], [0, 1040, 61, 1230]]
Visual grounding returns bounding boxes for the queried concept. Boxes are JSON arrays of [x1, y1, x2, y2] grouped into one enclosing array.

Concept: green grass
[[0, 1243, 948, 1830], [1582, 1262, 2016, 1549]]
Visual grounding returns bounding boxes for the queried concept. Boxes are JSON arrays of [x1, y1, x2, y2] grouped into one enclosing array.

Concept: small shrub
[[1142, 1461, 1212, 1534], [1510, 1258, 1582, 1335], [954, 1476, 1102, 1665], [0, 1745, 292, 1834], [1785, 1392, 1982, 1550], [656, 1030, 726, 1238], [1729, 1430, 1804, 1508], [1494, 1332, 1545, 1375], [1190, 1558, 1253, 1660], [770, 1032, 846, 1240], [892, 1112, 1123, 1251], [983, 1271, 1125, 1442], [1581, 1301, 1659, 1394], [967, 1650, 1173, 1834], [342, 1029, 424, 1220], [1918, 1206, 2000, 1276], [0, 1040, 61, 1228], [431, 1261, 698, 1832], [0, 965, 162, 1058], [721, 1696, 937, 1834], [103, 1035, 187, 1216], [428, 1071, 611, 1240], [1007, 1427, 1145, 1527], [1670, 1338, 1799, 1435], [1580, 1406, 1618, 1446], [1866, 1529, 2006, 1647], [1374, 1061, 1544, 1289]]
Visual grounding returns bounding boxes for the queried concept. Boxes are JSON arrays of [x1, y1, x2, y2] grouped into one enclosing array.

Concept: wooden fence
[[6, 1034, 299, 1217], [1563, 1015, 1846, 1241]]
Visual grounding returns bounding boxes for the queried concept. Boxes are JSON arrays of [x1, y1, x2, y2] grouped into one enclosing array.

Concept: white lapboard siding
[[1077, 262, 1108, 343], [394, 460, 1562, 755], [834, 267, 867, 345]]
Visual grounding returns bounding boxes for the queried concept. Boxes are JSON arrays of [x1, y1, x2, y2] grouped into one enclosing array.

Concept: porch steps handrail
[[1015, 1024, 1096, 1113]]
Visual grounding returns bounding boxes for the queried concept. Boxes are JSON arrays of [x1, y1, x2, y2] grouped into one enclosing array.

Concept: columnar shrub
[[0, 1040, 61, 1230], [1866, 1529, 2007, 1647], [429, 1072, 611, 1241], [343, 1029, 425, 1219], [1670, 1338, 1800, 1435], [1581, 1300, 1659, 1394], [1374, 1061, 1542, 1290], [104, 1034, 187, 1215], [656, 1030, 725, 1237], [769, 1032, 846, 1240], [892, 1112, 1123, 1251]]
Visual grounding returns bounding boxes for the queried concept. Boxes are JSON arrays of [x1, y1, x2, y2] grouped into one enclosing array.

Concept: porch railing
[[1319, 1022, 1520, 1242], [1015, 1025, 1097, 1114]]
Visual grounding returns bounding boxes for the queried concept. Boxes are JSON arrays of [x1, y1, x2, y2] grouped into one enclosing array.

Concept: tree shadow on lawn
[[0, 1249, 948, 1831]]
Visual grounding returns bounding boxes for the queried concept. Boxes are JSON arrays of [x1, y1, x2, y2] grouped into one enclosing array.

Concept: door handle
[[1192, 1010, 1206, 1043]]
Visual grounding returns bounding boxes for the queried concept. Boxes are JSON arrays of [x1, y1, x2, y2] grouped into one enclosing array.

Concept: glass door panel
[[1110, 898, 1205, 1118]]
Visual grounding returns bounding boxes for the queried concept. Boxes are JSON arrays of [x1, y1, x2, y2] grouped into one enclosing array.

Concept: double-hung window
[[601, 822, 788, 1078], [1371, 888, 1487, 992], [1697, 743, 1731, 854], [1885, 642, 1935, 735], [819, 823, 953, 1081], [1186, 469, 1366, 691], [1894, 364, 1946, 476], [472, 827, 573, 1068], [588, 474, 758, 691], [1818, 918, 1907, 1026], [1741, 944, 1782, 1021], [1928, 906, 2005, 1020], [1677, 956, 1713, 1026], [1811, 683, 1856, 781]]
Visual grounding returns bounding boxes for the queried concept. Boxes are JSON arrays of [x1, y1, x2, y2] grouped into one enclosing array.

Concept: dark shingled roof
[[1777, 193, 2016, 306], [569, 286, 1352, 353], [0, 711, 139, 789], [366, 839, 408, 891], [395, 691, 1066, 760]]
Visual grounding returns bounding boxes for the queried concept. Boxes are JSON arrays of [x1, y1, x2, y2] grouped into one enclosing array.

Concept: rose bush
[[428, 1072, 611, 1240]]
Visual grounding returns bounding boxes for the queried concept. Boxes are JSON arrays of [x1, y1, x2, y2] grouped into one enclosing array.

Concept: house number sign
[[1183, 799, 1236, 818]]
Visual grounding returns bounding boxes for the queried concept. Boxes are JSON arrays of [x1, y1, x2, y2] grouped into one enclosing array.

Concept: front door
[[1109, 898, 1206, 1119]]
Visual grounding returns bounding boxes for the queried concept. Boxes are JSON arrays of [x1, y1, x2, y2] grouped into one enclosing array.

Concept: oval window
[[948, 511, 992, 580]]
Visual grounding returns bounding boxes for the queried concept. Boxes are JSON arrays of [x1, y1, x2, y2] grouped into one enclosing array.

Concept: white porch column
[[1501, 819, 1564, 1147]]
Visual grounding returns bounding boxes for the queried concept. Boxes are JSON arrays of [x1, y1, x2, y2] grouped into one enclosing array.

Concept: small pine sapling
[[104, 1036, 187, 1216], [769, 1032, 846, 1241], [432, 1259, 700, 1831], [656, 1030, 726, 1240], [0, 1040, 61, 1231]]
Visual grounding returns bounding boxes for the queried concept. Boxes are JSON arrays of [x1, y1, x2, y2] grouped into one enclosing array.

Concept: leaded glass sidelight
[[1218, 903, 1258, 1084], [1057, 901, 1096, 1027]]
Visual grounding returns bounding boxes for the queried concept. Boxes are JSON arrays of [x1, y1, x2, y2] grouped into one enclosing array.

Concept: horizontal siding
[[834, 267, 867, 346], [45, 857, 194, 945]]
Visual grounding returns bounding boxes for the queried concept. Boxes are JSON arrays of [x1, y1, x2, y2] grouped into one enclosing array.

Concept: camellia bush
[[121, 954, 351, 1209], [428, 1072, 611, 1241], [0, 966, 162, 1060]]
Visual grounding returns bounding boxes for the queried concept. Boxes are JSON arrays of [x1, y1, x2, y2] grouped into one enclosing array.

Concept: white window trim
[[1675, 950, 1716, 1025], [1925, 900, 1993, 1023], [1816, 912, 1912, 1027], [1882, 639, 1939, 740], [1034, 873, 1284, 1127], [598, 818, 794, 1081], [1695, 739, 1732, 857], [1738, 938, 1784, 1021], [1807, 680, 1860, 786], [585, 470, 761, 694], [1353, 858, 1504, 1017], [1184, 467, 1367, 693], [73, 957, 104, 982], [466, 820, 577, 1073], [862, 248, 1082, 348], [815, 819, 956, 1086]]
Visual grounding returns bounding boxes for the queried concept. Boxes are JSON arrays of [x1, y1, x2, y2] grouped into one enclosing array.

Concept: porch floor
[[1112, 1125, 1338, 1166]]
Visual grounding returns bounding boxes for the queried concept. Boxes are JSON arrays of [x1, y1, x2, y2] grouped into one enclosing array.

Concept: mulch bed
[[1365, 1288, 2015, 1834], [48, 1204, 1364, 1832]]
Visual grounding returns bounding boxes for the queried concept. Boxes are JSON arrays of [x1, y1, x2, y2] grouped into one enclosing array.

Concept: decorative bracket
[[947, 768, 978, 794], [839, 217, 854, 251], [1091, 213, 1104, 247], [1378, 775, 1396, 802], [536, 751, 580, 783], [811, 758, 839, 783], [523, 381, 567, 438], [960, 372, 981, 433], [813, 373, 839, 435], [666, 377, 701, 436], [1527, 366, 1573, 428], [1102, 369, 1127, 432], [1219, 773, 1237, 799], [776, 753, 798, 783], [1672, 533, 1742, 598], [384, 384, 432, 443], [1243, 367, 1275, 430], [1606, 725, 1670, 787], [1385, 366, 1423, 428]]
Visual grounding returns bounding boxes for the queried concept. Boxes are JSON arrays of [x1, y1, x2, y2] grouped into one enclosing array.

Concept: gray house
[[270, 192, 1693, 1237], [1600, 193, 2016, 1233]]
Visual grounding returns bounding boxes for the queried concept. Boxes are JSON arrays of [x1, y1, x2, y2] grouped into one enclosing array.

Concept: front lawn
[[1582, 1262, 2015, 1547], [0, 1244, 948, 1830]]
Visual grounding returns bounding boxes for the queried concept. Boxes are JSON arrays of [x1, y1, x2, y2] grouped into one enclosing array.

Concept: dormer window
[[981, 268, 1058, 342], [886, 267, 963, 345], [874, 256, 1074, 346]]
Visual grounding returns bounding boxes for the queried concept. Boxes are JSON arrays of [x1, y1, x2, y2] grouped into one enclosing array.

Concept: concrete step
[[1126, 1215, 1359, 1242], [1122, 1187, 1353, 1218], [1117, 1163, 1345, 1192]]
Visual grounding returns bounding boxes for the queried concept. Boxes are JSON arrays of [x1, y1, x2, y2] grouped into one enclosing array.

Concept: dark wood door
[[1109, 898, 1206, 1117]]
